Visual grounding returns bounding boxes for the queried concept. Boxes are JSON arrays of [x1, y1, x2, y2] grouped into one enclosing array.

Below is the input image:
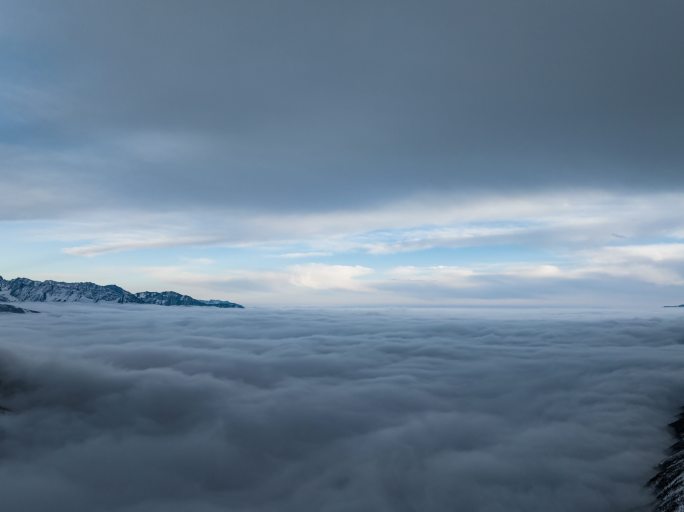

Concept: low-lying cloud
[[1, 304, 684, 511]]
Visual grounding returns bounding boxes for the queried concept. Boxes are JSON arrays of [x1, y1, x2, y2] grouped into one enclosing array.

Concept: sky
[[2, 304, 684, 511], [2, 0, 684, 306]]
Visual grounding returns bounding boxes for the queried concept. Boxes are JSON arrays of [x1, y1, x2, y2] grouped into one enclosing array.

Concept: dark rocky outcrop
[[0, 304, 38, 314], [649, 409, 684, 511]]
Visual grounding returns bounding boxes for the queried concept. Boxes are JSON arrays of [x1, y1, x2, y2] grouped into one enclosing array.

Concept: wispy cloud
[[276, 251, 333, 259], [63, 236, 223, 257], [7, 191, 684, 305], [41, 191, 684, 256], [288, 264, 373, 291]]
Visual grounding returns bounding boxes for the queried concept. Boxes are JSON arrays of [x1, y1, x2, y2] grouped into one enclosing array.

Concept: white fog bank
[[1, 304, 684, 511]]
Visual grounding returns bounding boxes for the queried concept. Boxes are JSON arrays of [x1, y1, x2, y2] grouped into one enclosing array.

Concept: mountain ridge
[[0, 276, 243, 309]]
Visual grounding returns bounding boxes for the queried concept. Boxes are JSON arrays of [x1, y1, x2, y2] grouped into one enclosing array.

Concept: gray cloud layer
[[2, 0, 684, 217], [1, 304, 684, 511]]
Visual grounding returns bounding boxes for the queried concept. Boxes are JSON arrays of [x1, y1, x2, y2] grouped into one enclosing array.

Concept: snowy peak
[[134, 290, 243, 308], [0, 276, 138, 304], [0, 276, 243, 308]]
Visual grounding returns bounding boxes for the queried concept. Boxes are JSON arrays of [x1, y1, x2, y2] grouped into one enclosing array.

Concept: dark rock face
[[0, 276, 243, 309], [0, 304, 38, 314], [649, 410, 684, 511]]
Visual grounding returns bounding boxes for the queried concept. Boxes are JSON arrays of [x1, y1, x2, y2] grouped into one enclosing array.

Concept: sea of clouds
[[1, 304, 684, 512]]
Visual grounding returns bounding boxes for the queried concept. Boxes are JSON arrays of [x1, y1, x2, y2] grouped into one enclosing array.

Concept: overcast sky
[[2, 0, 684, 306]]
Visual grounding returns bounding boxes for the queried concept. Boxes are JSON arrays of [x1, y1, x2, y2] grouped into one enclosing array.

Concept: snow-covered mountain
[[134, 290, 243, 308], [0, 276, 243, 308]]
